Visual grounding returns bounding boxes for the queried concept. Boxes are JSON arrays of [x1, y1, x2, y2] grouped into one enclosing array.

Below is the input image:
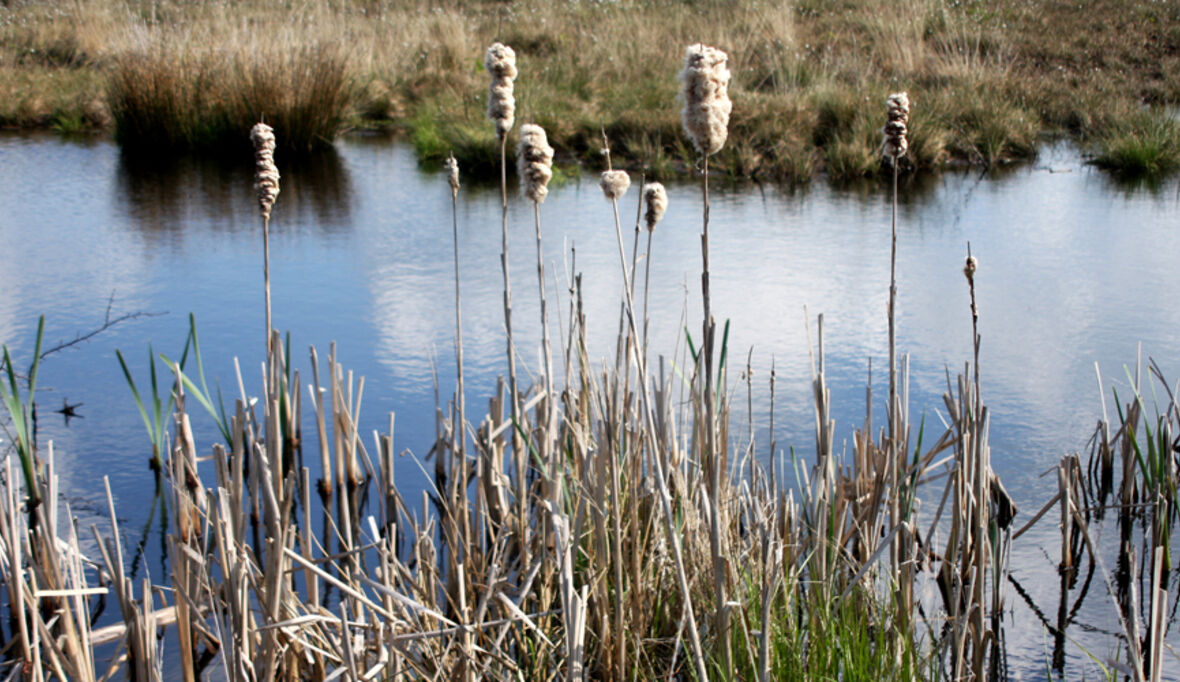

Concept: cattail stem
[[497, 130, 526, 566], [700, 154, 731, 674], [450, 180, 468, 561], [263, 216, 272, 363], [532, 200, 554, 479], [888, 159, 900, 581], [446, 156, 466, 470], [641, 228, 654, 359]]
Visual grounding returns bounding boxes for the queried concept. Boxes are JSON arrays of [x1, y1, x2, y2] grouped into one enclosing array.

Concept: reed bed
[[0, 33, 1177, 682]]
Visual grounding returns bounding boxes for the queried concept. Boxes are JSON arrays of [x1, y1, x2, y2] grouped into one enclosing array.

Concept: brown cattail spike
[[517, 124, 553, 204], [485, 43, 517, 138], [444, 154, 460, 198], [643, 182, 667, 232], [680, 44, 732, 157], [882, 92, 910, 160], [599, 170, 631, 201], [251, 122, 280, 221]]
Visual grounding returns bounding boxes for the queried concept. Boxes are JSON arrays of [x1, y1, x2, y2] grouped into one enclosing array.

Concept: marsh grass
[[107, 42, 352, 154], [1091, 111, 1180, 178], [4, 0, 1180, 177]]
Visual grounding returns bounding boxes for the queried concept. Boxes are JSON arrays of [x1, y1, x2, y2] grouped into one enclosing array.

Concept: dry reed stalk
[[0, 446, 104, 682], [310, 346, 332, 497], [167, 373, 212, 682]]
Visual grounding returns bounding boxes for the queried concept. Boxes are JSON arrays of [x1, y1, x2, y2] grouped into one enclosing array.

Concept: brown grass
[[1, 0, 1178, 175]]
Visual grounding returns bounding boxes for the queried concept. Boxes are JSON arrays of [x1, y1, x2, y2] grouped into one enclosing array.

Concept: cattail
[[599, 170, 630, 201], [517, 123, 553, 204], [251, 122, 280, 221], [883, 91, 910, 160], [485, 42, 517, 138], [643, 182, 667, 231], [963, 255, 977, 280], [444, 154, 460, 198], [679, 44, 732, 157]]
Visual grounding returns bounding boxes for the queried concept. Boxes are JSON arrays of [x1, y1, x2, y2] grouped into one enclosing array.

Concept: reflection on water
[[115, 143, 353, 238], [1, 133, 1179, 676]]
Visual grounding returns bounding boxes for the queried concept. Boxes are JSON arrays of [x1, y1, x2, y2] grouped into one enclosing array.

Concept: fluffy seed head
[[679, 44, 732, 157], [882, 91, 910, 159], [485, 43, 517, 138], [643, 182, 667, 231], [250, 122, 280, 221], [444, 154, 460, 197], [517, 124, 554, 204], [599, 170, 631, 201], [963, 255, 978, 280]]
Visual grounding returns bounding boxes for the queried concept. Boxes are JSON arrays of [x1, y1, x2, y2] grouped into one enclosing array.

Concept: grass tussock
[[1091, 110, 1180, 177], [108, 41, 353, 154], [3, 0, 1180, 178]]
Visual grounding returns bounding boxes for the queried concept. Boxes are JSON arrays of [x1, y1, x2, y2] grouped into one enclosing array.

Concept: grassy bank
[[1, 0, 1179, 178]]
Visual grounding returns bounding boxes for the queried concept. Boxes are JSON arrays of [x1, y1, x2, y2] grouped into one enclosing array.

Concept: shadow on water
[[114, 145, 354, 237], [1096, 166, 1180, 198]]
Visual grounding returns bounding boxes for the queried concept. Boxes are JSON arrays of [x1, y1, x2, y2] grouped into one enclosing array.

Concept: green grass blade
[[116, 348, 157, 442]]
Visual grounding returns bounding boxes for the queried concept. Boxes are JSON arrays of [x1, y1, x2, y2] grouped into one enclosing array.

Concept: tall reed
[[882, 91, 910, 602], [485, 42, 528, 558], [444, 152, 466, 479], [681, 41, 734, 674]]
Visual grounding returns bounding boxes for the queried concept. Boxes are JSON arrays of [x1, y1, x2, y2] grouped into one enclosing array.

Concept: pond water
[[0, 131, 1177, 677]]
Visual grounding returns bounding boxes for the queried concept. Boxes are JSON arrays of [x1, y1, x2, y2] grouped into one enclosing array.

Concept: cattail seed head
[[517, 123, 554, 204], [963, 255, 978, 280], [882, 91, 910, 159], [599, 170, 630, 201], [680, 43, 732, 157], [251, 122, 280, 221], [643, 182, 667, 232], [485, 42, 517, 138], [444, 154, 460, 197]]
